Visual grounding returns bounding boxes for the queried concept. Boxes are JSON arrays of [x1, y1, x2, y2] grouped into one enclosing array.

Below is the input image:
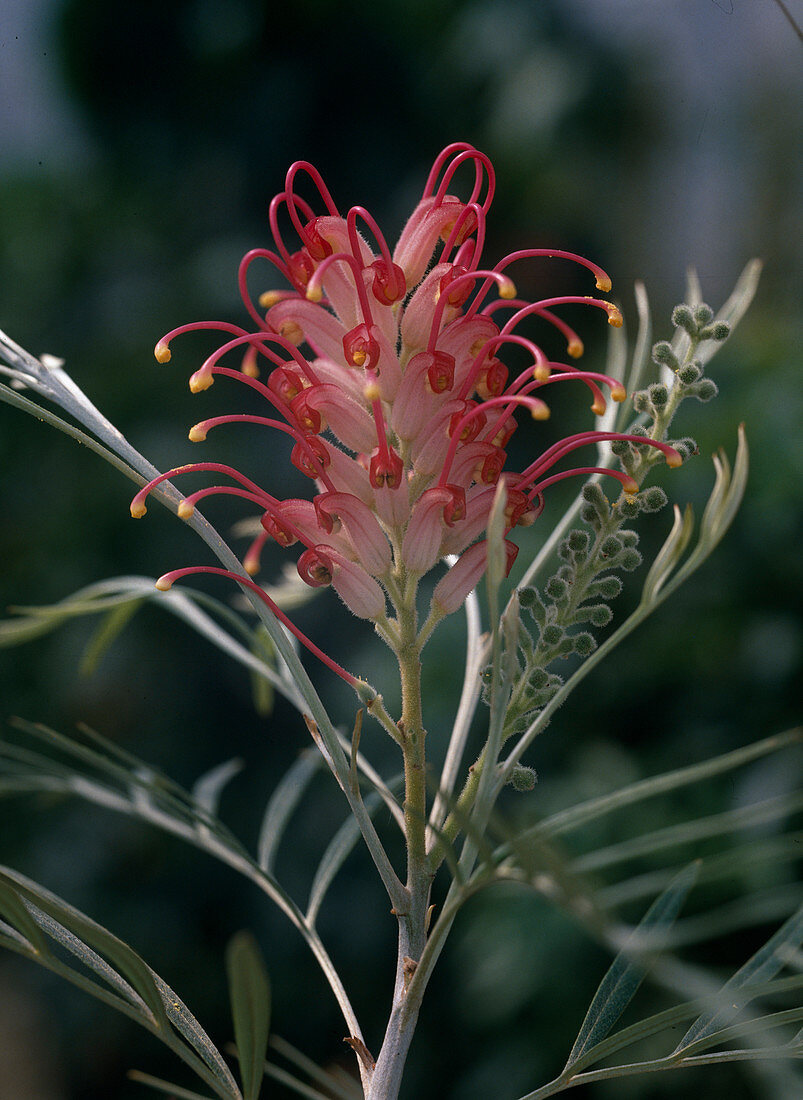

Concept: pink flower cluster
[[132, 143, 679, 677]]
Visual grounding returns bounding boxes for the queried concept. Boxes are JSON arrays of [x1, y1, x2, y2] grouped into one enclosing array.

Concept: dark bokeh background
[[1, 1, 801, 1098]]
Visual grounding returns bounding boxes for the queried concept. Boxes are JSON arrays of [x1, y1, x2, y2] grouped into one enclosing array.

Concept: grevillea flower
[[132, 143, 680, 681]]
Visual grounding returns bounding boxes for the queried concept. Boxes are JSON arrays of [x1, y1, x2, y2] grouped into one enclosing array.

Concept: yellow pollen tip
[[241, 360, 260, 379], [531, 403, 551, 421], [188, 425, 207, 442], [623, 479, 639, 495], [606, 305, 623, 328], [591, 400, 606, 416], [259, 290, 282, 308], [177, 501, 195, 519], [154, 341, 171, 363], [596, 277, 612, 293], [567, 339, 584, 358], [363, 381, 381, 402], [243, 558, 260, 577], [130, 502, 147, 519], [279, 321, 303, 346], [305, 283, 323, 303], [666, 449, 683, 468], [612, 384, 627, 402], [351, 350, 367, 367], [189, 371, 214, 393], [533, 365, 551, 382], [499, 277, 516, 299], [155, 576, 173, 592]]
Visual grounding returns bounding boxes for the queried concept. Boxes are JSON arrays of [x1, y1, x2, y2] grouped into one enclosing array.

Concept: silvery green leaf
[[516, 729, 801, 844], [226, 931, 271, 1100], [564, 863, 699, 1068], [0, 867, 242, 1099], [79, 599, 143, 675], [676, 905, 803, 1052], [128, 1071, 217, 1099], [697, 258, 763, 365], [640, 504, 695, 605], [192, 759, 244, 818], [258, 749, 322, 875]]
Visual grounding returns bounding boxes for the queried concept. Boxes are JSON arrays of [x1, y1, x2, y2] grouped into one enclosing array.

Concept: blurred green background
[[0, 1, 801, 1097]]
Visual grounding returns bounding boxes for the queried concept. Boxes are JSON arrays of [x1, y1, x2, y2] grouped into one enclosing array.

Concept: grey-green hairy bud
[[640, 486, 668, 513], [648, 382, 669, 408], [672, 304, 696, 332], [619, 547, 643, 571], [678, 360, 703, 384], [588, 575, 623, 600], [508, 765, 538, 792], [600, 535, 623, 557], [692, 378, 719, 402], [541, 623, 564, 646], [652, 340, 679, 368], [545, 576, 568, 600], [573, 632, 597, 657]]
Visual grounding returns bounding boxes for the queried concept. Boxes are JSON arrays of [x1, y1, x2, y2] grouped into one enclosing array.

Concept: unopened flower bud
[[640, 486, 668, 513], [648, 382, 669, 408], [567, 530, 590, 554], [508, 765, 537, 792], [651, 341, 679, 369], [541, 623, 563, 646], [678, 360, 703, 384], [589, 574, 622, 600], [600, 535, 623, 557], [545, 576, 568, 600], [618, 496, 641, 518], [671, 304, 696, 333], [619, 547, 642, 571], [573, 632, 596, 657], [692, 378, 719, 402]]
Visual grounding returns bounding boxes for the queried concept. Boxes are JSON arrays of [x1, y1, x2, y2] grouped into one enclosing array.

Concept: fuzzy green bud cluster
[[496, 294, 732, 749]]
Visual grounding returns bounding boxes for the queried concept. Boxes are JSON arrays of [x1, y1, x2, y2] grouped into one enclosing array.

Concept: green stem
[[367, 582, 433, 1099]]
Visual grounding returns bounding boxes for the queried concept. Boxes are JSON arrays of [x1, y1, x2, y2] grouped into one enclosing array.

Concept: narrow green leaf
[[192, 759, 244, 819], [0, 869, 169, 1030], [485, 477, 508, 610], [0, 878, 51, 956], [0, 609, 71, 646], [257, 749, 321, 875], [641, 504, 695, 605], [128, 1069, 217, 1099], [534, 729, 801, 841], [569, 974, 803, 1078], [573, 790, 803, 874], [0, 379, 143, 483], [79, 598, 143, 675], [306, 794, 384, 927], [0, 870, 242, 1098], [598, 833, 803, 910], [564, 863, 699, 1068], [263, 1061, 343, 1100], [226, 931, 271, 1100], [249, 627, 275, 717], [268, 1034, 363, 1100], [676, 904, 803, 1052], [697, 258, 763, 366], [625, 280, 652, 408], [702, 424, 749, 547]]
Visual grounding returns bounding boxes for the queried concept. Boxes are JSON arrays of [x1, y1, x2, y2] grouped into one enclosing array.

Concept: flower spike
[[143, 143, 660, 676]]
